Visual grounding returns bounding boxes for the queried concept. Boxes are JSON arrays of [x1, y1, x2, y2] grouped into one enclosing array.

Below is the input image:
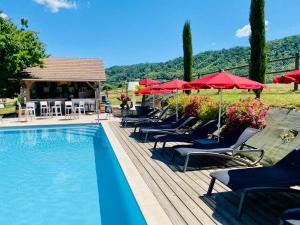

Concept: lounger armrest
[[280, 208, 300, 223], [233, 148, 264, 165], [242, 186, 300, 194], [153, 129, 179, 135]]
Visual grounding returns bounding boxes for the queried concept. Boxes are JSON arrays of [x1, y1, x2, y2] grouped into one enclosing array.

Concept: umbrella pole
[[152, 94, 154, 108], [176, 89, 178, 121], [217, 89, 222, 142]]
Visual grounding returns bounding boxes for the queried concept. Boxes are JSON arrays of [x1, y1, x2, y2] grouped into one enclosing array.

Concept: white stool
[[40, 101, 50, 117], [74, 101, 85, 116], [26, 102, 36, 120], [51, 101, 62, 117], [65, 101, 75, 119]]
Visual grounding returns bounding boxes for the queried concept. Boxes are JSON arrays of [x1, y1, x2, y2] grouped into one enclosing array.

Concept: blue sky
[[1, 0, 299, 67]]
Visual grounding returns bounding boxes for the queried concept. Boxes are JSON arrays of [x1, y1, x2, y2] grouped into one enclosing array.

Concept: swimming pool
[[0, 124, 146, 225]]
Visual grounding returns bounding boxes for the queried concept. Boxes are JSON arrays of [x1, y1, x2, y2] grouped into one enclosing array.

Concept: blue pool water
[[0, 124, 146, 225]]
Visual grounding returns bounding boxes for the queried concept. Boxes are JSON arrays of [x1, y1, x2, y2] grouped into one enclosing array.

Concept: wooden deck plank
[[108, 122, 299, 225], [111, 123, 215, 225], [126, 127, 265, 225]]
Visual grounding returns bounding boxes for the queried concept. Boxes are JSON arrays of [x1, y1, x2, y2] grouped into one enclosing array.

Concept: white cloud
[[235, 20, 269, 38], [34, 0, 77, 13], [0, 12, 8, 19]]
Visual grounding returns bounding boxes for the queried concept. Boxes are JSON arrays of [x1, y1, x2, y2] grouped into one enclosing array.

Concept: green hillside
[[106, 35, 300, 83]]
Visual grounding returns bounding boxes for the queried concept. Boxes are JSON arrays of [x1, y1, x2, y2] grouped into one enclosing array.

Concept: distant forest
[[106, 35, 300, 83]]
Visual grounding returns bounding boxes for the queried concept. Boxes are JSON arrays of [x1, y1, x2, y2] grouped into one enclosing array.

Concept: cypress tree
[[249, 0, 267, 98], [183, 20, 193, 94]]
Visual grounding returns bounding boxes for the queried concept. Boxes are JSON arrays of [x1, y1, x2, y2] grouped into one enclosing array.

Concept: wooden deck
[[108, 121, 300, 225]]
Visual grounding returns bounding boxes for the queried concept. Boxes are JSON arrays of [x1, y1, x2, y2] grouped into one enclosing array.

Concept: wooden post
[[197, 72, 201, 93], [294, 52, 299, 91], [24, 81, 33, 102]]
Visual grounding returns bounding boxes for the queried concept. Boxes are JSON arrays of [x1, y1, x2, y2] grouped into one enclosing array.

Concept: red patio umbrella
[[135, 86, 171, 108], [152, 79, 188, 90], [135, 86, 171, 95], [139, 78, 160, 86], [153, 79, 188, 121], [273, 69, 300, 84], [183, 71, 267, 141]]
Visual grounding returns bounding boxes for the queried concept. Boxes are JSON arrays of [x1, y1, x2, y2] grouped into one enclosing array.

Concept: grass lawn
[[107, 84, 300, 108], [0, 102, 16, 115]]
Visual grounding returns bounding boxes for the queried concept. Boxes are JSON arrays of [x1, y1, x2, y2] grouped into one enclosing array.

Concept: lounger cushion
[[154, 134, 197, 142], [210, 166, 300, 191]]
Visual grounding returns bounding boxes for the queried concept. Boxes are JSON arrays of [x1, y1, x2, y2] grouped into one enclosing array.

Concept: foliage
[[102, 84, 112, 98], [249, 0, 267, 98], [196, 96, 220, 122], [168, 94, 219, 122], [183, 20, 193, 94], [106, 35, 300, 83], [167, 94, 190, 115], [223, 97, 268, 133], [0, 16, 47, 98]]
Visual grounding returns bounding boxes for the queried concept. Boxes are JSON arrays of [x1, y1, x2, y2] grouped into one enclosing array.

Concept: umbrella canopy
[[152, 79, 188, 121], [273, 69, 300, 84], [139, 78, 160, 86], [152, 79, 188, 90], [135, 86, 171, 95], [184, 71, 267, 90]]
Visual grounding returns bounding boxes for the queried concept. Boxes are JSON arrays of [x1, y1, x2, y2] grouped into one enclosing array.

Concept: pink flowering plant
[[223, 97, 268, 133]]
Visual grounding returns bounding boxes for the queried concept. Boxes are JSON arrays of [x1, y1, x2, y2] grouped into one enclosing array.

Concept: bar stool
[[40, 101, 50, 117], [26, 102, 36, 119], [51, 101, 62, 117], [74, 101, 85, 116], [17, 102, 27, 120], [65, 101, 74, 119]]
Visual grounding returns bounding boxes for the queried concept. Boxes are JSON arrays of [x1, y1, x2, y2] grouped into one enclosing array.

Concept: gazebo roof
[[22, 57, 106, 81]]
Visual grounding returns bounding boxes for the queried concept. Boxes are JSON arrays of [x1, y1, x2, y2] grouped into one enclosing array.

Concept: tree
[[102, 84, 112, 98], [20, 17, 29, 30], [0, 15, 46, 97], [182, 20, 193, 94], [249, 0, 267, 98]]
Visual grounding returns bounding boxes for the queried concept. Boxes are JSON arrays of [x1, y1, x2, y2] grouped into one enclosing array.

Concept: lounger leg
[[144, 133, 148, 142], [207, 178, 216, 196], [183, 155, 190, 172], [162, 142, 166, 148], [154, 141, 157, 150], [237, 192, 247, 220], [134, 127, 137, 133]]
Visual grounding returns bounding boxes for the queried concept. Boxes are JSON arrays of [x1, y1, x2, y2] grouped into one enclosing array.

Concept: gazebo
[[21, 57, 106, 111]]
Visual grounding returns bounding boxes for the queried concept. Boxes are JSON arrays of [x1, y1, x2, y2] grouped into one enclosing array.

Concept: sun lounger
[[173, 127, 263, 172], [133, 113, 177, 133], [121, 108, 163, 127], [153, 120, 218, 150], [140, 116, 198, 142], [207, 147, 300, 219], [280, 208, 300, 225]]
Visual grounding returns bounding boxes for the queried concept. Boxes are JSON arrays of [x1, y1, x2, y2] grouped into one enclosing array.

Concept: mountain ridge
[[106, 35, 300, 83]]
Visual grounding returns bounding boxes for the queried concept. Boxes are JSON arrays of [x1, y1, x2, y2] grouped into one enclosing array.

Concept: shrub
[[167, 94, 190, 115], [168, 94, 220, 121], [223, 97, 268, 133]]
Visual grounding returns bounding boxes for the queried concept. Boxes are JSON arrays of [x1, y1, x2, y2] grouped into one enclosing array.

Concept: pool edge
[[101, 121, 173, 225]]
